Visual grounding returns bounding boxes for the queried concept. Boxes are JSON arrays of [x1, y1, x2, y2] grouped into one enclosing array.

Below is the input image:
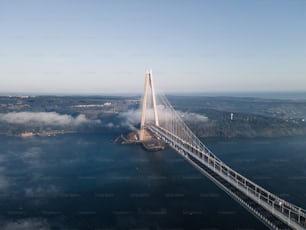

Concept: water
[[0, 130, 305, 229]]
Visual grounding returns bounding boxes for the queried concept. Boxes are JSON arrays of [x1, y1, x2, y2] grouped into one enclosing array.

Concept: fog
[[0, 112, 98, 127], [119, 105, 208, 130]]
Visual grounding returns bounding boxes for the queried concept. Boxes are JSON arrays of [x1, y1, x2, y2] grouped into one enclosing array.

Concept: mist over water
[[0, 127, 305, 229], [175, 91, 306, 100], [0, 112, 98, 126]]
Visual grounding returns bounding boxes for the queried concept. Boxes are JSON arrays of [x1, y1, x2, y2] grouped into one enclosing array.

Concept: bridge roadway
[[148, 125, 306, 230]]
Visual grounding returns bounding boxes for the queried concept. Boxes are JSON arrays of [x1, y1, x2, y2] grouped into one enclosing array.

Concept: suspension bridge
[[137, 70, 306, 230]]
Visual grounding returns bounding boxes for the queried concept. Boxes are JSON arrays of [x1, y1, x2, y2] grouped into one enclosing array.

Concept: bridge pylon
[[139, 70, 159, 141]]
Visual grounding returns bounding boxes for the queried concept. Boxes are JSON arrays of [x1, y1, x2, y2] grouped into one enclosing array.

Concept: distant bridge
[[138, 70, 306, 230]]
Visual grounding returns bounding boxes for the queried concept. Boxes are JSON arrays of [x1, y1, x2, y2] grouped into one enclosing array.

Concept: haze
[[1, 0, 306, 94]]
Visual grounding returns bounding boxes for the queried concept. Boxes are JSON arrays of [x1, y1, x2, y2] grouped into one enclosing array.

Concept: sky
[[0, 0, 306, 95]]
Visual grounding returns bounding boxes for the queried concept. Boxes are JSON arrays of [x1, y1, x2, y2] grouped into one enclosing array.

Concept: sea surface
[[0, 129, 305, 229]]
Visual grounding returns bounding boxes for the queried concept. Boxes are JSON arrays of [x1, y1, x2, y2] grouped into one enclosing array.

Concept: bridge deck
[[148, 125, 306, 230], [188, 152, 293, 229]]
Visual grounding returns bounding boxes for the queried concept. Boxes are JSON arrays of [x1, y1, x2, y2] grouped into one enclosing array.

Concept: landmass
[[1, 95, 306, 139]]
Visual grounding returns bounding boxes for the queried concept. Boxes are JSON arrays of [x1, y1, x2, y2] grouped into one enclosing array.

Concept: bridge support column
[[139, 70, 159, 141]]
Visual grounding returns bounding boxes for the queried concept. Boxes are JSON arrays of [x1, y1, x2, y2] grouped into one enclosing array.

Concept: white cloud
[[0, 155, 6, 163], [119, 105, 208, 130], [180, 112, 208, 122], [0, 175, 9, 191], [0, 112, 98, 126], [106, 122, 115, 128], [23, 147, 42, 158], [119, 109, 142, 130], [2, 219, 50, 230], [24, 185, 59, 198]]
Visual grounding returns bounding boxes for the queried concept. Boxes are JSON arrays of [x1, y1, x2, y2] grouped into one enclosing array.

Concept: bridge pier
[[140, 70, 159, 141]]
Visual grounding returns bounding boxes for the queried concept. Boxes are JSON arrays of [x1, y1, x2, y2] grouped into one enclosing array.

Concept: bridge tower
[[139, 70, 159, 141]]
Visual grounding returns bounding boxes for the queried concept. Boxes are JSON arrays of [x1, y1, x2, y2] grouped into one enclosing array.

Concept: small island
[[114, 128, 166, 152]]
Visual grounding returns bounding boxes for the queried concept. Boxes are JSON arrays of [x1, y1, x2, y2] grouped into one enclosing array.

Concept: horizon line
[[1, 90, 306, 99]]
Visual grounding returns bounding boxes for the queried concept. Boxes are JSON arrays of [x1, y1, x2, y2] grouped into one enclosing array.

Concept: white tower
[[139, 70, 159, 141]]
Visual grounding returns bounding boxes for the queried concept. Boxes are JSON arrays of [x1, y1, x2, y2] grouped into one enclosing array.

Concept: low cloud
[[119, 109, 142, 130], [2, 219, 50, 230], [0, 112, 99, 127], [0, 175, 9, 191], [180, 112, 208, 122], [24, 184, 59, 198], [23, 147, 42, 158], [119, 105, 208, 131]]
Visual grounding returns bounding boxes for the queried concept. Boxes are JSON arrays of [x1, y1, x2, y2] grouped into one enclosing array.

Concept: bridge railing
[[149, 124, 306, 230]]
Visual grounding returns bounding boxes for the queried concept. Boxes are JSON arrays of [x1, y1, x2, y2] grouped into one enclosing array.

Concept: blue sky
[[1, 0, 306, 94]]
